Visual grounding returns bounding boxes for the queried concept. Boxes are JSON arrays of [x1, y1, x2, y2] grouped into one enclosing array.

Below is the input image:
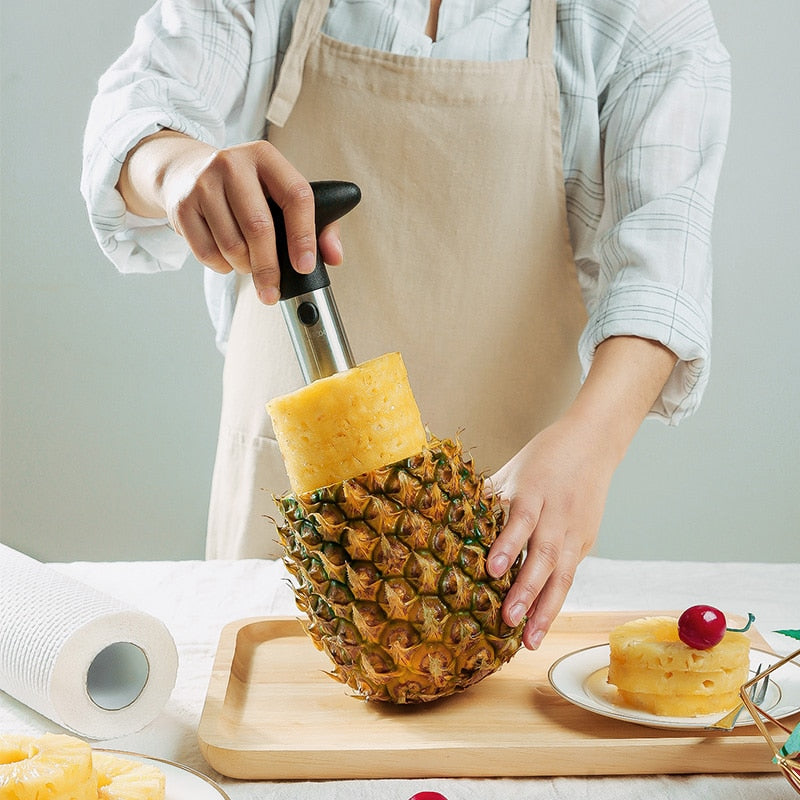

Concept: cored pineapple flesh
[[607, 616, 751, 716], [0, 734, 165, 800], [267, 352, 525, 703], [94, 751, 165, 800], [0, 733, 96, 800], [267, 352, 427, 493]]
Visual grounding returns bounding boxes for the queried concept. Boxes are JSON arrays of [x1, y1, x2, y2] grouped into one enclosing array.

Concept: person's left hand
[[486, 414, 616, 650], [485, 335, 678, 650]]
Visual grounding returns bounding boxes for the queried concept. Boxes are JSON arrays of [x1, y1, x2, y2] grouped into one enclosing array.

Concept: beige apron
[[206, 0, 587, 559]]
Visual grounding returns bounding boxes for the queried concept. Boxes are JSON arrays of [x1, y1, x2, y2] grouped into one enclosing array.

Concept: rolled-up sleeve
[[80, 0, 268, 274], [578, 4, 731, 424]]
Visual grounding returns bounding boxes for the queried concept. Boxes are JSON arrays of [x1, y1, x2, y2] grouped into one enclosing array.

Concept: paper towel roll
[[0, 544, 178, 739]]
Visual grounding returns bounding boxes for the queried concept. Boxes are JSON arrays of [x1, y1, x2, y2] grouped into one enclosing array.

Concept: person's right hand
[[118, 131, 343, 304]]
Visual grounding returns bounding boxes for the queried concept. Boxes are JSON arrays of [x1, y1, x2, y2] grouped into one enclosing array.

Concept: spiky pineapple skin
[[278, 437, 524, 704]]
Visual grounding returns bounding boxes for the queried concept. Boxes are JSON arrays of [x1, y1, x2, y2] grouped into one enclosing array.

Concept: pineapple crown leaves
[[775, 629, 800, 641]]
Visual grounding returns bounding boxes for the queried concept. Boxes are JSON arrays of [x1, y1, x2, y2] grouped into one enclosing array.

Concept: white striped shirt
[[81, 0, 731, 423]]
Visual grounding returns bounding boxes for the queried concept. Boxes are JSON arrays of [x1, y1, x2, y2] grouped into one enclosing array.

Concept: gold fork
[[707, 665, 769, 731]]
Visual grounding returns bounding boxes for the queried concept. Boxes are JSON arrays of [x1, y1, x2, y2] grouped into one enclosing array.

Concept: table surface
[[1, 556, 798, 800]]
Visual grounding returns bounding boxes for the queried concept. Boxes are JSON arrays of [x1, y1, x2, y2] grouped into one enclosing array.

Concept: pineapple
[[94, 752, 165, 800], [0, 734, 165, 800], [267, 352, 525, 703], [607, 616, 751, 716], [0, 733, 96, 800]]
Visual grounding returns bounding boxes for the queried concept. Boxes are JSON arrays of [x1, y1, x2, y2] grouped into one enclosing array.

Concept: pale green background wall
[[1, 2, 798, 563]]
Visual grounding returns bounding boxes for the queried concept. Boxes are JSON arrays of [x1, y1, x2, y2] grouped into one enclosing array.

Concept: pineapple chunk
[[267, 352, 427, 493], [0, 735, 166, 800], [94, 751, 165, 800], [607, 616, 750, 716], [0, 733, 96, 800]]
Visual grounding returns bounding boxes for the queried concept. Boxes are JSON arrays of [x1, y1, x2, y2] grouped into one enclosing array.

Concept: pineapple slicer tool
[[270, 180, 362, 384]]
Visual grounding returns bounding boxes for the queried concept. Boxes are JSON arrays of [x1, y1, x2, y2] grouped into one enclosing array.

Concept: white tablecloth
[[1, 556, 798, 799]]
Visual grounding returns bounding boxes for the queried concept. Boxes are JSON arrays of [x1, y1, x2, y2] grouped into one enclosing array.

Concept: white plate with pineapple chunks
[[0, 733, 229, 800], [548, 645, 800, 730], [96, 750, 230, 799]]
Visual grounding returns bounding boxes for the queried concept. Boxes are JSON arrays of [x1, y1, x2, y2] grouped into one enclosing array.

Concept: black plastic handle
[[267, 180, 361, 300]]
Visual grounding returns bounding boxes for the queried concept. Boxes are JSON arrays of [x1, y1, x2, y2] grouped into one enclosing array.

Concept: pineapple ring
[[616, 688, 743, 717], [0, 733, 97, 800], [609, 616, 750, 671], [94, 751, 166, 800], [607, 662, 746, 696]]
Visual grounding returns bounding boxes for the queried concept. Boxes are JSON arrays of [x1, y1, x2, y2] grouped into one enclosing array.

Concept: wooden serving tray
[[197, 611, 788, 780]]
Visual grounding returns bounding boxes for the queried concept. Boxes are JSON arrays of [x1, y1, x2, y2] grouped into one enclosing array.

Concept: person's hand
[[118, 132, 343, 304], [486, 415, 615, 650], [485, 335, 678, 651]]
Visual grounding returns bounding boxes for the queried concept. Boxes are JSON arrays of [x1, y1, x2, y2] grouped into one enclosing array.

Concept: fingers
[[254, 145, 318, 303], [519, 544, 582, 650], [488, 496, 589, 651], [487, 497, 541, 582], [224, 170, 281, 304], [167, 141, 332, 305], [168, 147, 277, 294], [171, 202, 234, 277], [490, 500, 560, 629], [318, 223, 344, 267]]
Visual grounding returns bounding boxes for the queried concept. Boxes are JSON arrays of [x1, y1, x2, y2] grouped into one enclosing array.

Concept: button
[[297, 301, 319, 326]]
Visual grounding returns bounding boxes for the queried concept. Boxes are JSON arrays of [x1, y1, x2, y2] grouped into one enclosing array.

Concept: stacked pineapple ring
[[607, 615, 751, 716], [0, 733, 165, 800]]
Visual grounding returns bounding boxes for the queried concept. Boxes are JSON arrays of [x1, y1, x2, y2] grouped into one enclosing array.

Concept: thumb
[[318, 222, 343, 266]]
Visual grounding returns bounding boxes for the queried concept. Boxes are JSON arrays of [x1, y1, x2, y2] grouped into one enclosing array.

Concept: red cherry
[[408, 793, 449, 800], [678, 605, 727, 649]]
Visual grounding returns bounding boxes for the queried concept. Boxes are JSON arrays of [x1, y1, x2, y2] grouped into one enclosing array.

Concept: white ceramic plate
[[95, 750, 230, 799], [548, 645, 800, 730]]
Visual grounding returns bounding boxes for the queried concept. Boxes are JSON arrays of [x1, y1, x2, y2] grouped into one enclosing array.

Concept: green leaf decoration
[[775, 629, 800, 641]]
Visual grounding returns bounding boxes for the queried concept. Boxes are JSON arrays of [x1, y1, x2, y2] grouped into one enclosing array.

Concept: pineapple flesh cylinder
[[267, 352, 428, 494], [0, 733, 97, 800], [267, 352, 526, 703], [607, 616, 751, 716]]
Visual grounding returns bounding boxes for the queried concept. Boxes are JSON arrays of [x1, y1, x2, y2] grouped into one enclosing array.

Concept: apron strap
[[528, 0, 557, 62], [266, 0, 330, 127]]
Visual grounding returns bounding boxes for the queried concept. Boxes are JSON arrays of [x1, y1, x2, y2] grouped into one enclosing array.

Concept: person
[[81, 0, 730, 651]]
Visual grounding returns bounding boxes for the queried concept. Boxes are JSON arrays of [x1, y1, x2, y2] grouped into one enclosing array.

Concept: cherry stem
[[727, 612, 756, 633]]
